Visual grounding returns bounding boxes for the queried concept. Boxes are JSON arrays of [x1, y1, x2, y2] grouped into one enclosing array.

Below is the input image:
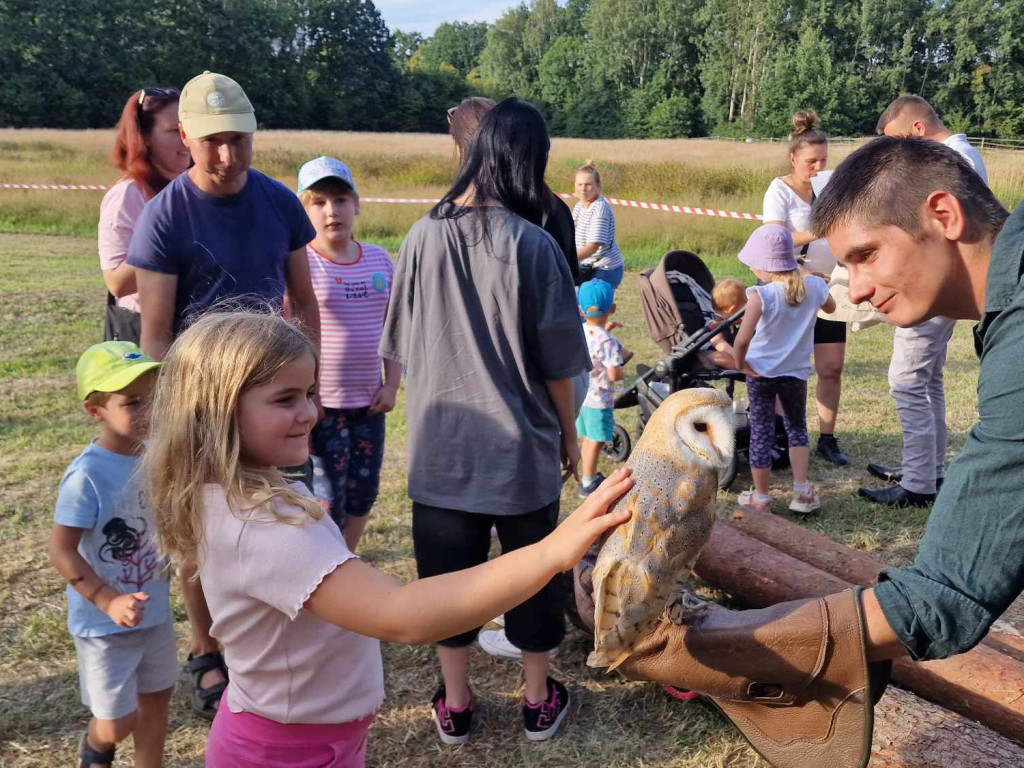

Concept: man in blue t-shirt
[[128, 71, 320, 361], [126, 71, 320, 720]]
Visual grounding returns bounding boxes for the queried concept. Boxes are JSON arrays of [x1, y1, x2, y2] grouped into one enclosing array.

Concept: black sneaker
[[430, 685, 473, 745], [816, 435, 849, 466], [522, 677, 571, 741], [577, 472, 606, 499]]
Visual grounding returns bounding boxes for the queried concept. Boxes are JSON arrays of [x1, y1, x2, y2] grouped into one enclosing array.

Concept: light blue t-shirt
[[745, 276, 830, 380], [54, 442, 171, 637]]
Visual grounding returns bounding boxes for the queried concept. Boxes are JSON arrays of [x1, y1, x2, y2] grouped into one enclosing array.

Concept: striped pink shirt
[[307, 243, 394, 409]]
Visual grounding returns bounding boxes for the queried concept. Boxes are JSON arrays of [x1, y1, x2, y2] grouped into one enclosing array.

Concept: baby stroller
[[602, 250, 789, 490]]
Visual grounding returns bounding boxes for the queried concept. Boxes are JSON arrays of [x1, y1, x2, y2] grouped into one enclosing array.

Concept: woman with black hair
[[380, 98, 590, 745]]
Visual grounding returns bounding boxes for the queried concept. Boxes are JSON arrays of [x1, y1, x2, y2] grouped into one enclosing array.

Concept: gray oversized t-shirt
[[380, 208, 590, 515]]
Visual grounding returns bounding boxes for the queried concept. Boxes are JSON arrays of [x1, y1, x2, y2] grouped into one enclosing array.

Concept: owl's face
[[671, 398, 735, 471]]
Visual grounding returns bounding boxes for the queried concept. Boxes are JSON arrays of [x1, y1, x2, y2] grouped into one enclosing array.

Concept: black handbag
[[103, 292, 142, 344]]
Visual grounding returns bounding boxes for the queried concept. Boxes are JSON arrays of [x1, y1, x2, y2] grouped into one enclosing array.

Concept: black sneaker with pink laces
[[430, 685, 473, 745], [522, 677, 571, 741]]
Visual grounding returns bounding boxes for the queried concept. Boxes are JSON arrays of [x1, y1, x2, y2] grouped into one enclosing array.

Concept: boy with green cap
[[48, 341, 175, 768]]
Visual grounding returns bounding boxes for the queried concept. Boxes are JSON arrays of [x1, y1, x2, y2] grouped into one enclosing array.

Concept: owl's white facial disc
[[673, 402, 736, 471]]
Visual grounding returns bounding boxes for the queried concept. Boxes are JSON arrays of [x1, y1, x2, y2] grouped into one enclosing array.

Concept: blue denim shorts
[[591, 265, 624, 290]]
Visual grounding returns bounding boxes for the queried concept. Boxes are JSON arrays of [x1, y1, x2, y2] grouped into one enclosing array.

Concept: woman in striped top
[[572, 161, 624, 289], [297, 156, 401, 552]]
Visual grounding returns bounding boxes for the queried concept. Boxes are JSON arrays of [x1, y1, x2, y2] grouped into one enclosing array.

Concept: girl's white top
[[762, 177, 837, 276], [745, 276, 830, 380], [198, 483, 384, 724]]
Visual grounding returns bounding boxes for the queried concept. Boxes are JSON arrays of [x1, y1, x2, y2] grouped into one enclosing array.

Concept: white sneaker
[[478, 628, 558, 660], [789, 488, 821, 514]]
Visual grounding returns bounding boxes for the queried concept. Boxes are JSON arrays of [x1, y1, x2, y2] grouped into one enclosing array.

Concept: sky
[[374, 0, 512, 35]]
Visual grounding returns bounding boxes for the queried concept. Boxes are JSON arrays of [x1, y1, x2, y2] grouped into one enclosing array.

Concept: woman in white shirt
[[762, 109, 848, 466]]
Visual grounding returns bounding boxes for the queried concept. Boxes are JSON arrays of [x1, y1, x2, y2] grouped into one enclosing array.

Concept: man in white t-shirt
[[860, 95, 989, 506]]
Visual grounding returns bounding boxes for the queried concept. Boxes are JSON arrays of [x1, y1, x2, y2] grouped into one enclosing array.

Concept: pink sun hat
[[738, 224, 798, 273]]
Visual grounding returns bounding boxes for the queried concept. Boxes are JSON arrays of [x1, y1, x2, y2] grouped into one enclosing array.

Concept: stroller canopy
[[638, 250, 717, 353]]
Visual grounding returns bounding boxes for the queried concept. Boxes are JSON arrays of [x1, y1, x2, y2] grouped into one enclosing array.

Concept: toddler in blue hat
[[575, 279, 625, 497]]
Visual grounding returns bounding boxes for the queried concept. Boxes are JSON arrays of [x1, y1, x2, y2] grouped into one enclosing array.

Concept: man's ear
[[178, 123, 189, 147], [922, 190, 967, 242]]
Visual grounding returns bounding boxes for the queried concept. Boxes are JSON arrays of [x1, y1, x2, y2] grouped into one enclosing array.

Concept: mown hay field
[[1, 130, 1022, 766]]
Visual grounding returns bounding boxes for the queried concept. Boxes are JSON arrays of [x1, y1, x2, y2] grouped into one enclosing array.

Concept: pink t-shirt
[[307, 243, 394, 409], [198, 484, 384, 724], [98, 178, 148, 312]]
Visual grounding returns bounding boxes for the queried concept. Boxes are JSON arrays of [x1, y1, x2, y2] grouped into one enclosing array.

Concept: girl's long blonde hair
[[144, 311, 323, 565], [765, 269, 807, 306]]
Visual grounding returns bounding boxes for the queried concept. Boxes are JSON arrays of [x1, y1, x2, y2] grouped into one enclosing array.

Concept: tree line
[[2, 0, 1022, 138]]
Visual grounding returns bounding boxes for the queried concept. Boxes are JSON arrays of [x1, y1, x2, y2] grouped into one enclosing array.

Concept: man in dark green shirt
[[574, 137, 1017, 767], [815, 137, 1014, 663]]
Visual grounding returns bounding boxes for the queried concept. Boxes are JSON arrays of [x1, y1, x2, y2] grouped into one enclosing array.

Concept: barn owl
[[588, 387, 735, 670]]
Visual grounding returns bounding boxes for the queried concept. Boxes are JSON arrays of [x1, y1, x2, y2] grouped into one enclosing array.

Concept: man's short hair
[[876, 94, 940, 135], [812, 137, 1007, 241], [298, 177, 356, 206]]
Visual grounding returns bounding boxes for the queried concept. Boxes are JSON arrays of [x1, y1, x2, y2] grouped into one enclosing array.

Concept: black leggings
[[411, 499, 564, 651]]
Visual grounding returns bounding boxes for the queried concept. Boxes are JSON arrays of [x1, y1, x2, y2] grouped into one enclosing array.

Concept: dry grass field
[[0, 130, 1021, 766]]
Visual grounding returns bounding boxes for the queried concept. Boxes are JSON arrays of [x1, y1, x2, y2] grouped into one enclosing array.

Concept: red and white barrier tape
[[0, 183, 763, 221], [2, 183, 111, 191], [570, 194, 763, 221]]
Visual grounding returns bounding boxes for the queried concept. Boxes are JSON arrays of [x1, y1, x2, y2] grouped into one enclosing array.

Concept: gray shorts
[[73, 621, 179, 720]]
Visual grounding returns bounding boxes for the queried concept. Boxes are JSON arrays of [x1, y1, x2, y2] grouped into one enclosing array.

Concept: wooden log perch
[[672, 586, 1024, 766], [726, 506, 1024, 661], [870, 686, 1024, 767], [692, 523, 1024, 744]]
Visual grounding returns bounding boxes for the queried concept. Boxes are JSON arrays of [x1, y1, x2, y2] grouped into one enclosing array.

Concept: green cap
[[179, 71, 257, 139], [76, 342, 161, 401]]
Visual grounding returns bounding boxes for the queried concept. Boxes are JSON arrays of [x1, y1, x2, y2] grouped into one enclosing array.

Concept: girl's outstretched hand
[[541, 467, 634, 573]]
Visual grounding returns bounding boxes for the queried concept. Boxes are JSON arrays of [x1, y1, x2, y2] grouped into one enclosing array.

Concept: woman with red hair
[[99, 87, 190, 342]]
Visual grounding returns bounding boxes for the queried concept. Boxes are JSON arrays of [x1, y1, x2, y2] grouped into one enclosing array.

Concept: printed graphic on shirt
[[98, 513, 162, 592], [583, 324, 624, 409]]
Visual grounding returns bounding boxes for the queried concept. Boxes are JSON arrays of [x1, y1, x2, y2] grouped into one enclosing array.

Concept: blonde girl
[[145, 311, 632, 768], [732, 225, 835, 516]]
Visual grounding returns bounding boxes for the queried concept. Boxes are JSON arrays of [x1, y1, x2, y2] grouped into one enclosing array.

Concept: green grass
[[0, 225, 984, 767]]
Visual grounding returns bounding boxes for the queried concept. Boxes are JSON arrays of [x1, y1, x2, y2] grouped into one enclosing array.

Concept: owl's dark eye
[[694, 421, 708, 433]]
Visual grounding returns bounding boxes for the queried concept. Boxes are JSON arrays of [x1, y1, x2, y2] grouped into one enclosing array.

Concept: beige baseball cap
[[179, 71, 257, 138]]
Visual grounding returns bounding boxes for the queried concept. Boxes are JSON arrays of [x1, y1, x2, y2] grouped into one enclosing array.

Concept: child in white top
[[575, 279, 624, 497], [732, 225, 835, 515], [143, 310, 633, 768]]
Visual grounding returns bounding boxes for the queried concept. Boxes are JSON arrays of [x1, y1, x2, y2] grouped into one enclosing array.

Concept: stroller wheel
[[603, 423, 632, 463]]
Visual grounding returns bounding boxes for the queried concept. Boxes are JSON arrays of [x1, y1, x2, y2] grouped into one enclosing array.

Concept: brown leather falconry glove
[[573, 551, 891, 768]]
